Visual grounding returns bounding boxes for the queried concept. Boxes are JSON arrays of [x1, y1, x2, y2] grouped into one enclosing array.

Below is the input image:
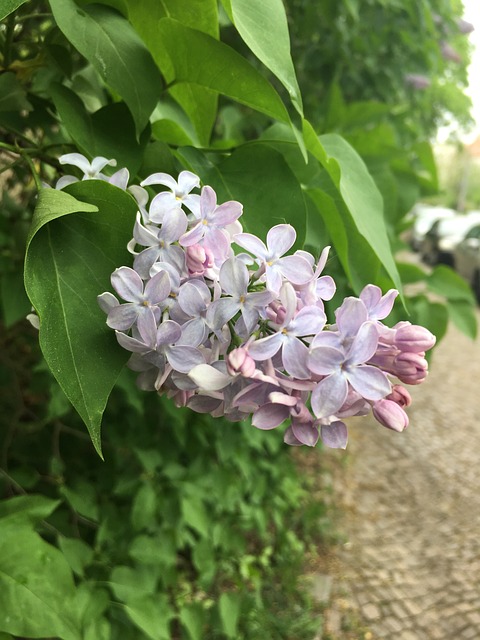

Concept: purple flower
[[360, 284, 398, 321], [233, 224, 313, 293], [206, 257, 273, 334], [180, 186, 242, 263], [309, 321, 391, 418], [141, 170, 201, 219], [106, 267, 171, 331], [404, 74, 431, 90], [248, 283, 326, 379], [132, 211, 187, 278], [116, 308, 204, 374]]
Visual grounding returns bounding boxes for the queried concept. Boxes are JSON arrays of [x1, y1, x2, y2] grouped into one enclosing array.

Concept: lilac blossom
[[132, 210, 187, 278], [309, 321, 391, 418], [141, 170, 201, 218], [106, 267, 171, 331], [77, 162, 437, 450], [206, 257, 273, 334], [180, 186, 242, 263], [234, 224, 313, 293], [248, 283, 326, 379]]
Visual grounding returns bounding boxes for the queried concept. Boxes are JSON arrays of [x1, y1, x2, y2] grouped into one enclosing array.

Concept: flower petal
[[233, 233, 268, 260], [111, 267, 143, 302], [292, 421, 319, 447], [311, 372, 348, 418], [166, 345, 205, 373], [266, 224, 296, 257], [188, 364, 232, 390], [252, 403, 290, 429], [345, 364, 391, 400], [248, 332, 284, 361], [106, 304, 138, 331], [320, 421, 348, 449], [219, 257, 248, 297], [278, 255, 313, 284]]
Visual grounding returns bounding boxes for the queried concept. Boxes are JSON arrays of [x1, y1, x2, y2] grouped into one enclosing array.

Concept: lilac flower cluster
[[59, 155, 436, 449]]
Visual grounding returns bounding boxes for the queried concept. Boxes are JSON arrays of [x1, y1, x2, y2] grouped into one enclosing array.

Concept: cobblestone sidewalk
[[318, 314, 480, 639]]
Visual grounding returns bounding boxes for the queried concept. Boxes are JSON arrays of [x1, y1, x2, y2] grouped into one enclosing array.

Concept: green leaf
[[110, 565, 157, 602], [24, 183, 137, 455], [0, 495, 60, 526], [48, 0, 163, 136], [60, 480, 99, 521], [157, 18, 289, 124], [0, 0, 27, 20], [180, 603, 206, 640], [124, 595, 173, 640], [201, 143, 307, 247], [447, 299, 477, 340], [303, 121, 402, 294], [58, 538, 94, 577], [307, 187, 380, 292], [0, 526, 80, 640], [129, 533, 177, 567], [124, 0, 218, 145], [0, 72, 32, 112], [427, 265, 476, 303], [225, 0, 303, 115], [181, 496, 210, 537], [51, 84, 150, 175], [218, 592, 241, 638], [411, 296, 449, 345], [131, 483, 157, 531]]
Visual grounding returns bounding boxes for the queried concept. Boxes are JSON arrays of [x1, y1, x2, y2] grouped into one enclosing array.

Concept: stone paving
[[318, 312, 480, 639]]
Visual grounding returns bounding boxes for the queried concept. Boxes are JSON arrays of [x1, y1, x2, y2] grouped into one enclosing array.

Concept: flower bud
[[373, 399, 409, 432], [394, 323, 436, 353], [394, 352, 428, 385], [185, 244, 214, 276], [227, 347, 256, 378], [387, 384, 412, 408]]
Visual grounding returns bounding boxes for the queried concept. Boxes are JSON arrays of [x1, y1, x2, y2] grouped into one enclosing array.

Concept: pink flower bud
[[373, 399, 409, 432], [185, 244, 214, 276], [387, 384, 412, 408], [394, 323, 436, 353], [227, 347, 256, 377], [394, 352, 428, 385], [267, 301, 287, 325]]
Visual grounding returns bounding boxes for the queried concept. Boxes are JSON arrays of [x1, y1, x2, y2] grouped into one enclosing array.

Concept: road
[[319, 312, 480, 639]]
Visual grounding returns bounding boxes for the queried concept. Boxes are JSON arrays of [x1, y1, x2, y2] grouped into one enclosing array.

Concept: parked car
[[408, 205, 456, 252], [420, 212, 480, 266], [452, 223, 480, 300]]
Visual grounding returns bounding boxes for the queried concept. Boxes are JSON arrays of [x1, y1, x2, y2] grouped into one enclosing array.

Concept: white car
[[409, 205, 456, 252], [420, 212, 480, 266]]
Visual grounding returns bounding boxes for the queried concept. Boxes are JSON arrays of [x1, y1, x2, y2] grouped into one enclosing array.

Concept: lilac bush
[[59, 155, 435, 451]]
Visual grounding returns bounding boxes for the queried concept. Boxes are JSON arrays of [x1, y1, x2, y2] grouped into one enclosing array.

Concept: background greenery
[[0, 0, 476, 638]]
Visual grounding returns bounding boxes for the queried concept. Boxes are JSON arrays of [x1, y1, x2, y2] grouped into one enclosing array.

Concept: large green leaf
[[124, 0, 218, 145], [157, 18, 290, 124], [0, 526, 80, 640], [222, 0, 303, 115], [48, 0, 163, 136], [0, 0, 28, 20], [307, 187, 380, 292], [51, 84, 149, 175], [192, 143, 307, 247], [24, 183, 137, 455], [303, 121, 402, 293]]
